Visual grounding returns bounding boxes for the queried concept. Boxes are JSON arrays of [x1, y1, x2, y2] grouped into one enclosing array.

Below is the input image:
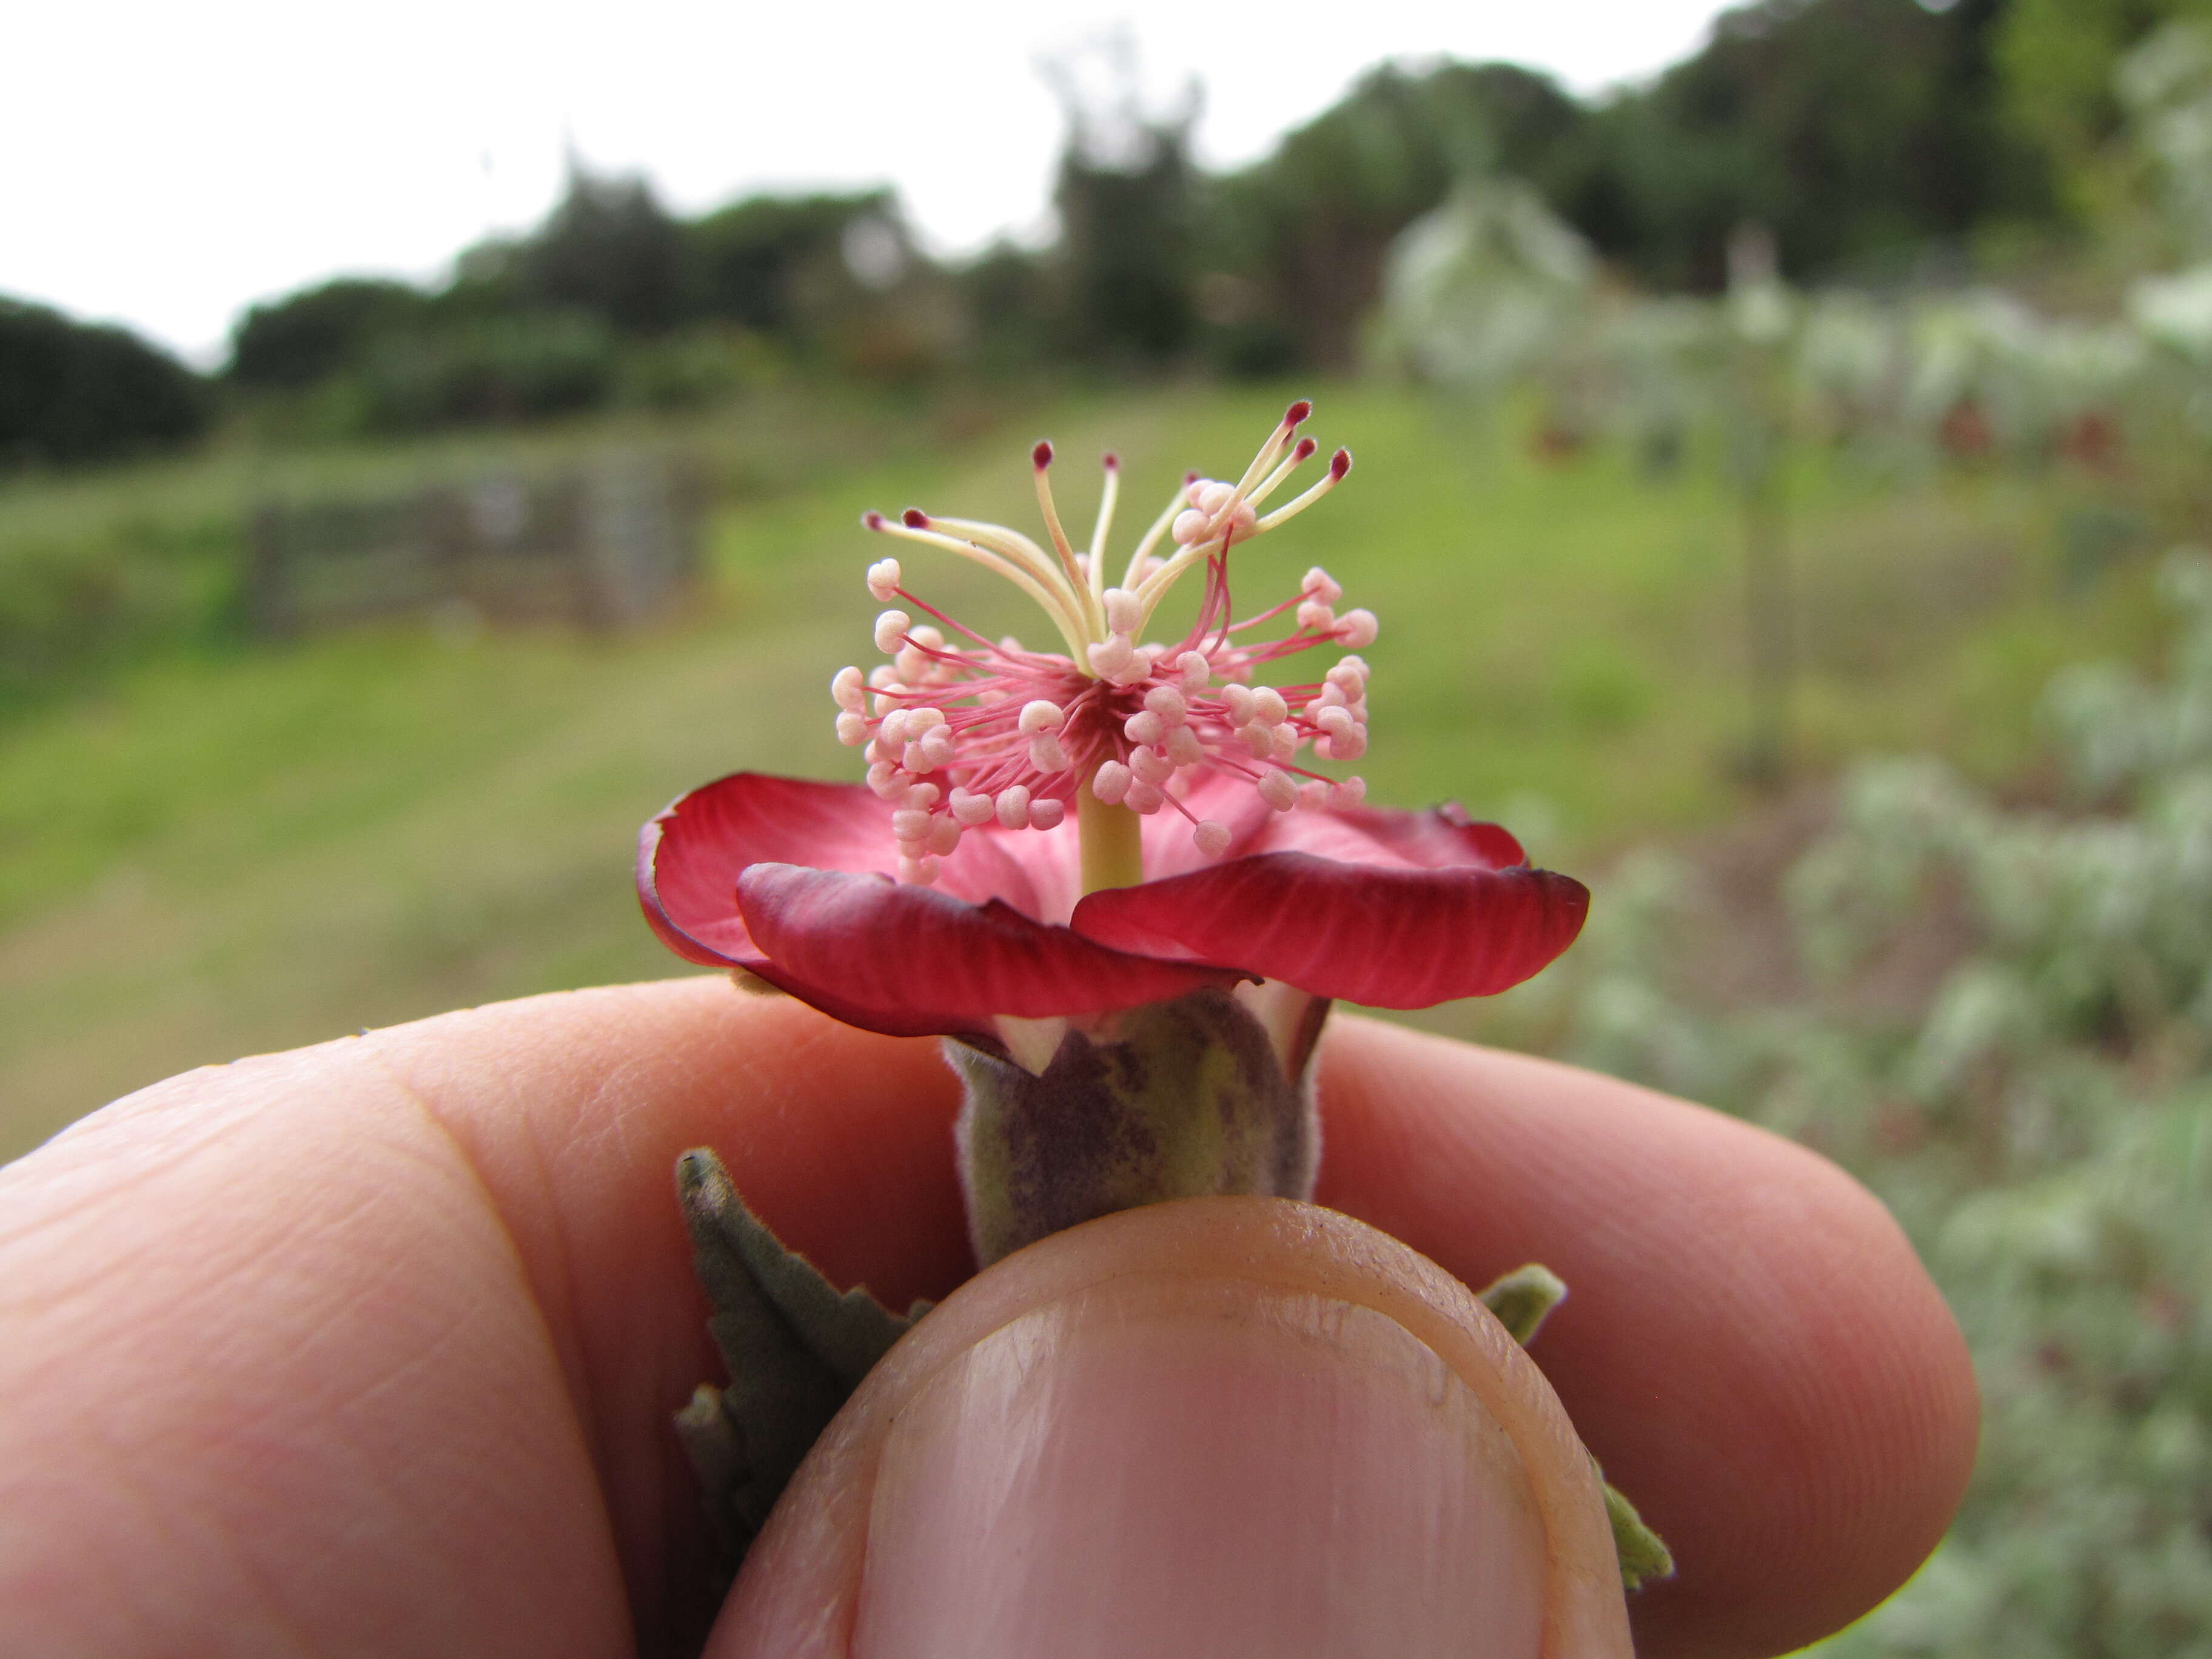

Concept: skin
[[0, 978, 1977, 1658]]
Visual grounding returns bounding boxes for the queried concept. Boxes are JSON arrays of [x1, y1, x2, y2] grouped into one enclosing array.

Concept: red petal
[[737, 864, 1244, 1036], [1070, 806, 1587, 1007], [638, 773, 1239, 1037]]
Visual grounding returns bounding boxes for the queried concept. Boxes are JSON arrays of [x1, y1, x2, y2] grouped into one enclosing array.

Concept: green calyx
[[951, 985, 1321, 1267]]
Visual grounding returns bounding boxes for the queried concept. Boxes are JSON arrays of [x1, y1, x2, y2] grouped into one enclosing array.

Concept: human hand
[[0, 979, 1974, 1657]]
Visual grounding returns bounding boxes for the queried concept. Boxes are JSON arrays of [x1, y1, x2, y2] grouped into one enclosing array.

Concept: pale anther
[[897, 854, 937, 886], [1177, 651, 1212, 690], [1337, 609, 1379, 648], [1130, 746, 1173, 786], [929, 817, 962, 857], [1165, 725, 1206, 767], [835, 712, 869, 746], [1090, 760, 1133, 804], [1298, 600, 1336, 631], [1124, 709, 1165, 746], [1222, 684, 1258, 725], [1028, 798, 1067, 830], [1125, 779, 1164, 814], [950, 789, 996, 827], [866, 558, 903, 600], [1193, 820, 1232, 857], [995, 786, 1032, 830], [1143, 685, 1188, 724], [1104, 588, 1143, 634], [891, 808, 931, 841], [1028, 734, 1070, 773], [1087, 634, 1136, 677], [832, 666, 867, 711], [1253, 686, 1289, 726], [1332, 777, 1367, 808], [1017, 699, 1065, 734], [1302, 568, 1343, 605], [873, 609, 910, 652], [1258, 770, 1299, 811]]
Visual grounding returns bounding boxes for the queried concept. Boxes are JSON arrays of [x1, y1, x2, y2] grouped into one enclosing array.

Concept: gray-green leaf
[[672, 1147, 923, 1577]]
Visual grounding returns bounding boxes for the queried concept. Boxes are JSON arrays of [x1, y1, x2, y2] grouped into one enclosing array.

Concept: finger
[[5, 981, 1971, 1659], [1313, 1017, 1979, 1659], [352, 976, 971, 1644], [712, 1197, 1634, 1659], [0, 1027, 635, 1657]]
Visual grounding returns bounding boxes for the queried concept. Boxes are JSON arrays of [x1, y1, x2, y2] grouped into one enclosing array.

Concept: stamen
[[1088, 452, 1119, 609], [1031, 441, 1100, 632], [842, 406, 1373, 879]]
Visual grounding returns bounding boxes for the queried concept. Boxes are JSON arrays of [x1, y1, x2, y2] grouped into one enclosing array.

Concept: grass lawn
[[0, 380, 2171, 1159]]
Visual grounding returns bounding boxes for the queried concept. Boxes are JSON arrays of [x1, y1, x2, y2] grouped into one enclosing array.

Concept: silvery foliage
[[1567, 551, 2212, 1655], [1374, 178, 1598, 401], [2119, 21, 2212, 260]]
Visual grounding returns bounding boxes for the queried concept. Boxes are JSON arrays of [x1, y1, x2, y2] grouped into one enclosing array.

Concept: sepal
[[950, 987, 1321, 1268], [672, 1148, 927, 1578]]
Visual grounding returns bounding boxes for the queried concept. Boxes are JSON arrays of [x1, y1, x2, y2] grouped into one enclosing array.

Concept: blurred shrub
[[343, 310, 618, 433], [615, 323, 785, 411], [229, 278, 432, 390], [1564, 551, 2212, 1654], [0, 515, 241, 707], [0, 298, 209, 468]]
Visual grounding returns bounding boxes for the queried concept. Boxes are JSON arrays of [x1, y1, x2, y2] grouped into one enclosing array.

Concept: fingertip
[[1313, 1017, 1977, 1658], [712, 1199, 1634, 1658]]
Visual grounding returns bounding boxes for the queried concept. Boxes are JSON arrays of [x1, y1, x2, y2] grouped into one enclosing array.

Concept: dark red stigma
[[902, 508, 930, 529], [1033, 440, 1054, 469], [1330, 447, 1353, 480]]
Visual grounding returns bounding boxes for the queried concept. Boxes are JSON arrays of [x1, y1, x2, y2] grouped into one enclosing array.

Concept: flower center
[[832, 401, 1376, 891]]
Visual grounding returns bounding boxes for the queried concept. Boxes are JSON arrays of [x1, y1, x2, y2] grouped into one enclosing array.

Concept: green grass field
[[0, 380, 2171, 1159]]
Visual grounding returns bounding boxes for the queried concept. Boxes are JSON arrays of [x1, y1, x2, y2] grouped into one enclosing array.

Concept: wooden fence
[[247, 453, 704, 635]]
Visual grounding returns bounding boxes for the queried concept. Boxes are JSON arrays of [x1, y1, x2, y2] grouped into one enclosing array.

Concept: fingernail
[[851, 1275, 1547, 1659]]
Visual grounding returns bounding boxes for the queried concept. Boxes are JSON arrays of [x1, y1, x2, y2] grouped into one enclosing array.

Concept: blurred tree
[[1574, 0, 2058, 289], [1204, 61, 1586, 370], [0, 298, 207, 468], [1996, 0, 2212, 218], [1041, 35, 1202, 366], [685, 189, 903, 339], [521, 160, 686, 335], [227, 278, 429, 389]]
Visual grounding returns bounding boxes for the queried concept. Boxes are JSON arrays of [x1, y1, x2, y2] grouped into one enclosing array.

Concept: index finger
[[349, 978, 1976, 1657], [12, 979, 1972, 1657]]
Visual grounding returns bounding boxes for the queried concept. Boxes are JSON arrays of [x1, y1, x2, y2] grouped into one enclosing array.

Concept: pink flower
[[640, 769, 1586, 1048], [637, 402, 1586, 1063]]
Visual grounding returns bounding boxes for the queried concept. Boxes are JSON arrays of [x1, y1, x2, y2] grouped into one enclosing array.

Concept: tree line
[[5, 0, 2204, 466]]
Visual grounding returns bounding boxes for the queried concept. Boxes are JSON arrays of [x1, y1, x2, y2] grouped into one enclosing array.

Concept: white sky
[[2, 0, 1743, 365]]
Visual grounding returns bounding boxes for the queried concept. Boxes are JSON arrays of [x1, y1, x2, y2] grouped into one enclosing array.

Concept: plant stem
[[1078, 788, 1145, 894]]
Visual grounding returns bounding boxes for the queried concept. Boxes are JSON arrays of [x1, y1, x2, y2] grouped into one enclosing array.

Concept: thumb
[[709, 1198, 1632, 1659]]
